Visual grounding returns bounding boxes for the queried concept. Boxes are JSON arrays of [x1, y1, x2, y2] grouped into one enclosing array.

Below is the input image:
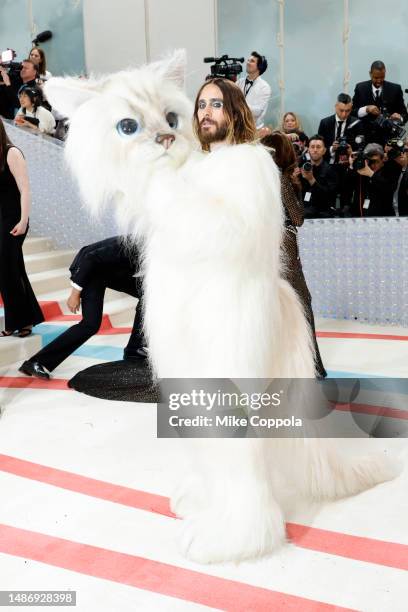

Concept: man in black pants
[[19, 236, 145, 380]]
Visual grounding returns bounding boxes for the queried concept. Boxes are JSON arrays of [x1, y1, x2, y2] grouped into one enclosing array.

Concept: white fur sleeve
[[189, 144, 284, 235]]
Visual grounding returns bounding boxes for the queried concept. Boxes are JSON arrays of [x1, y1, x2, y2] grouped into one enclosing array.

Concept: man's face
[[246, 55, 259, 78], [367, 154, 384, 171], [196, 83, 228, 147], [308, 139, 326, 162], [20, 62, 36, 82], [370, 68, 385, 89], [335, 102, 352, 121]]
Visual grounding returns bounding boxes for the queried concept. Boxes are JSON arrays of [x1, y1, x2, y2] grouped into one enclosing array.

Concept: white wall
[[82, 0, 147, 75], [82, 0, 217, 98], [146, 0, 217, 97]]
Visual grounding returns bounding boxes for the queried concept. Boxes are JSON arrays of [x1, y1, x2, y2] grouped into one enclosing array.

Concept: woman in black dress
[[262, 130, 327, 378], [0, 117, 44, 336]]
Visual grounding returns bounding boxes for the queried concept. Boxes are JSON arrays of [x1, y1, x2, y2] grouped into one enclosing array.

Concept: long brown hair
[[261, 130, 300, 191], [193, 78, 257, 151], [0, 117, 13, 172], [29, 46, 47, 75]]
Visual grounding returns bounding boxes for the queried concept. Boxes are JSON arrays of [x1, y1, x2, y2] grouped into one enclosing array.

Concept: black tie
[[374, 89, 381, 106], [244, 78, 253, 96], [336, 120, 344, 140]]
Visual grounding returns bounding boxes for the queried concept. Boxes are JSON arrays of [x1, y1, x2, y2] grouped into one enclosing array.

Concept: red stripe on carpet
[[286, 523, 408, 571], [1, 454, 406, 571], [0, 377, 70, 390], [0, 524, 353, 611], [334, 402, 408, 421], [316, 331, 408, 341], [0, 454, 173, 518]]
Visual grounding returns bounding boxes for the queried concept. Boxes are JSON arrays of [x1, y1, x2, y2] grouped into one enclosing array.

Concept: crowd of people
[[240, 55, 408, 218], [0, 46, 62, 137]]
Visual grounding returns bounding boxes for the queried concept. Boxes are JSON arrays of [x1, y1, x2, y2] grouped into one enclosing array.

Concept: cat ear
[[149, 48, 186, 88], [44, 76, 102, 118]]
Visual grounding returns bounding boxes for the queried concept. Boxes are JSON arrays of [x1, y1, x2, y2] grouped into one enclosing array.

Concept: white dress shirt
[[237, 75, 271, 128], [357, 85, 382, 118]]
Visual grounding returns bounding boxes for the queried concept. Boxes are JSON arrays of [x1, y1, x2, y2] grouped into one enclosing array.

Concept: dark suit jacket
[[70, 236, 140, 292], [317, 114, 361, 160], [347, 166, 395, 217], [352, 80, 407, 123], [300, 160, 338, 217]]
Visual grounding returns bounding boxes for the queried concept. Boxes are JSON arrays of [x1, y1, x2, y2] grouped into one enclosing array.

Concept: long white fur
[[44, 50, 399, 564]]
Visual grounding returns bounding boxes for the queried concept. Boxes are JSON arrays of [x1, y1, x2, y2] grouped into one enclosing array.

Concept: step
[[23, 237, 53, 255], [36, 288, 136, 317], [102, 296, 138, 327], [28, 268, 71, 296], [24, 250, 76, 274], [0, 333, 42, 368]]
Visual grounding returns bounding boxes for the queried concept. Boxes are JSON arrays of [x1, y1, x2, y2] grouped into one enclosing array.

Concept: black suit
[[27, 237, 144, 372], [352, 80, 407, 121], [300, 160, 338, 218], [317, 114, 361, 159], [352, 80, 407, 144], [347, 166, 395, 217]]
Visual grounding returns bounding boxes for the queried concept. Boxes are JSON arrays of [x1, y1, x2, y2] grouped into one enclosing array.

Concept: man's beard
[[198, 119, 229, 147]]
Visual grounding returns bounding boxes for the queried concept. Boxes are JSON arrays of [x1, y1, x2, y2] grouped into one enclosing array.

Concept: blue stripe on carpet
[[31, 323, 126, 361]]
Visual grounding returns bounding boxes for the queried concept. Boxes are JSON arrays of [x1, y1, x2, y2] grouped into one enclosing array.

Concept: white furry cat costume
[[44, 51, 397, 564]]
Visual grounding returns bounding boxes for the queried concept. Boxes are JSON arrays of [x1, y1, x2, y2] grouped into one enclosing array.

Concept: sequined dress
[[280, 174, 327, 378]]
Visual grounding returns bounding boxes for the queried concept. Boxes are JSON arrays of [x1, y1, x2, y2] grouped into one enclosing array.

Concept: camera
[[375, 111, 406, 140], [0, 49, 22, 80], [336, 136, 349, 155], [203, 55, 244, 82], [351, 135, 367, 171], [386, 138, 406, 161], [300, 152, 312, 172]]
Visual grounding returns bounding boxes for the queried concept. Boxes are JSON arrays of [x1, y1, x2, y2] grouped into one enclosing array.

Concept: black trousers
[[29, 274, 144, 372], [0, 223, 44, 331]]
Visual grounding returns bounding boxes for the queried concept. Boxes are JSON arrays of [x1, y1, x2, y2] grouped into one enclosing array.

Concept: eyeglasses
[[197, 98, 224, 110]]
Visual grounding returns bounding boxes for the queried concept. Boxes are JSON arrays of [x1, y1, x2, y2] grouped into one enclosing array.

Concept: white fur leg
[[282, 439, 400, 501], [178, 439, 286, 564], [170, 472, 206, 519], [179, 483, 285, 564]]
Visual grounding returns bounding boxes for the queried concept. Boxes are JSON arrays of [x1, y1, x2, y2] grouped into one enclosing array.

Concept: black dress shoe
[[19, 360, 50, 380]]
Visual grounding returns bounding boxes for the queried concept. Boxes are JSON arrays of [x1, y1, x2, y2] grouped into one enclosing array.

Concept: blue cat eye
[[116, 118, 141, 138], [166, 111, 179, 129]]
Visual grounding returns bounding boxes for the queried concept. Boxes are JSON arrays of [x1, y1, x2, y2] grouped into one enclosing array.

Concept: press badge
[[363, 198, 370, 209], [304, 192, 312, 202]]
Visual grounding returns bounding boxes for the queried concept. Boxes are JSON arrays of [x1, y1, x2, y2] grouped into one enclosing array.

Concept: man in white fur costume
[[44, 51, 397, 564]]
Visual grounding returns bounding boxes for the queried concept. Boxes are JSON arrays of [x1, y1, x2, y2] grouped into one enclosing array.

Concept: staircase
[[0, 237, 137, 368]]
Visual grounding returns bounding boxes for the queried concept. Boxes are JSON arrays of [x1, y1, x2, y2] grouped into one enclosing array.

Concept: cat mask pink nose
[[156, 133, 175, 149]]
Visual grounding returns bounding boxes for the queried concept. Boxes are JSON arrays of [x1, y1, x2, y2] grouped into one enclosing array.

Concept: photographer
[[384, 140, 408, 216], [348, 143, 395, 217], [295, 135, 338, 218], [0, 59, 38, 119], [237, 51, 271, 128], [318, 93, 360, 214], [352, 61, 407, 144]]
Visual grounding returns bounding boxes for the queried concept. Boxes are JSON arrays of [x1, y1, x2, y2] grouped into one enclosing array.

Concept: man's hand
[[366, 105, 381, 116], [390, 112, 402, 121], [300, 167, 315, 184], [67, 288, 81, 314], [357, 159, 374, 177]]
